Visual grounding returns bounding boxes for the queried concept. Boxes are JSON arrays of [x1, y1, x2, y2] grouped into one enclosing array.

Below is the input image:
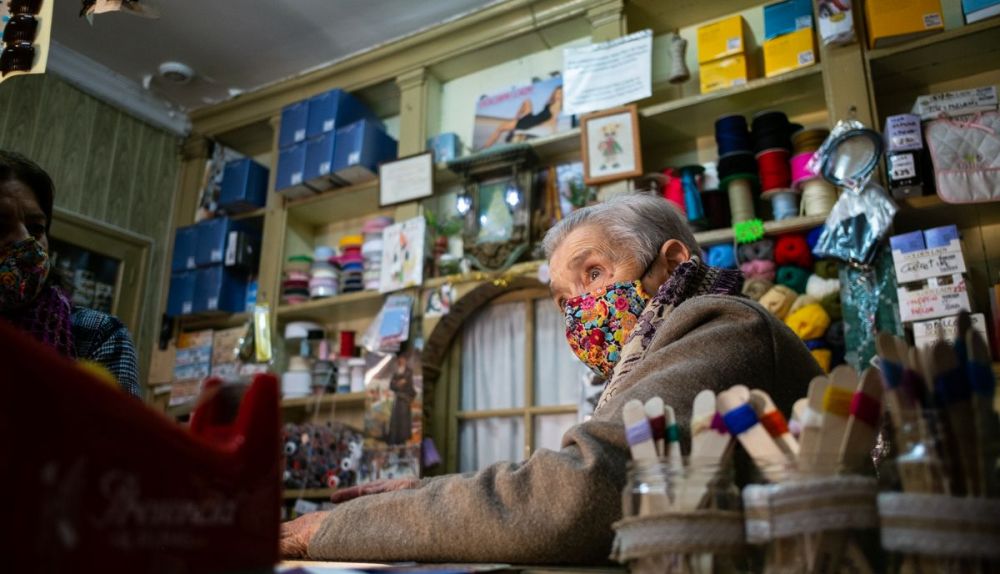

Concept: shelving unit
[[276, 290, 386, 324], [281, 391, 366, 410]]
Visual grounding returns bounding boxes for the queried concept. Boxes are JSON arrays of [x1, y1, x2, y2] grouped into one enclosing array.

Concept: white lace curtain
[[459, 298, 589, 472]]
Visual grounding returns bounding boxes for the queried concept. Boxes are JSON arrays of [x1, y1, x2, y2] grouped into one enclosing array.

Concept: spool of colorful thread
[[715, 114, 752, 155], [751, 110, 793, 154], [799, 178, 838, 217], [770, 190, 799, 220], [756, 149, 792, 192], [725, 178, 755, 224], [791, 128, 829, 154], [661, 168, 686, 216], [680, 165, 706, 226], [707, 244, 737, 269]]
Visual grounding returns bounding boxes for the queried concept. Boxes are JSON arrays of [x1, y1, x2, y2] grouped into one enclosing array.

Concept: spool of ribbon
[[680, 165, 707, 224], [756, 149, 792, 192], [791, 128, 830, 154], [726, 177, 756, 224], [769, 190, 800, 221], [800, 178, 838, 217], [785, 303, 831, 340], [737, 238, 775, 263], [707, 243, 737, 269], [661, 168, 686, 216], [776, 265, 810, 294], [715, 114, 752, 156], [790, 152, 817, 187], [759, 285, 797, 319], [774, 234, 812, 268], [751, 110, 793, 153], [742, 277, 773, 301], [740, 259, 776, 282], [702, 190, 730, 230]]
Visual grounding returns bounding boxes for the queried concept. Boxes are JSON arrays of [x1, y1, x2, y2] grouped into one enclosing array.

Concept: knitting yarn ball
[[820, 291, 843, 321], [742, 277, 773, 300], [806, 274, 841, 300], [759, 285, 797, 319], [741, 259, 776, 282], [813, 259, 839, 279], [737, 238, 775, 264], [806, 225, 824, 251], [811, 348, 832, 373], [789, 294, 818, 315], [785, 303, 831, 340], [707, 243, 738, 269], [774, 234, 812, 268], [776, 265, 810, 294]]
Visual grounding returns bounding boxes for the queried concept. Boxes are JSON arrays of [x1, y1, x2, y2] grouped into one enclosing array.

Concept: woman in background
[[0, 151, 139, 396]]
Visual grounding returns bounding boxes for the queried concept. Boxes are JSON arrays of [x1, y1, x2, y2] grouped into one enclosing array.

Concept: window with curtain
[[457, 289, 591, 473]]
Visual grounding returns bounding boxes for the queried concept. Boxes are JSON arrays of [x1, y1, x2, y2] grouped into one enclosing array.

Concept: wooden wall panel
[[0, 73, 182, 389]]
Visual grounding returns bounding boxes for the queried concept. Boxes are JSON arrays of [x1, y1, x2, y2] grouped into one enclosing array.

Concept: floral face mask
[[0, 237, 50, 312], [564, 280, 651, 380]]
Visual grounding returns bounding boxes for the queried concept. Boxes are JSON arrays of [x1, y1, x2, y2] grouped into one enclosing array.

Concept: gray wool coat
[[308, 295, 822, 564]]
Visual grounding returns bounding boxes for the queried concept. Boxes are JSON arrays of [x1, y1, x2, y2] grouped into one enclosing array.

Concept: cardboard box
[[219, 158, 269, 213], [697, 15, 748, 63], [167, 271, 196, 317], [763, 26, 816, 77], [898, 276, 971, 322], [194, 217, 234, 267], [171, 225, 197, 272], [890, 225, 966, 283], [913, 312, 988, 349], [427, 132, 461, 163], [303, 132, 343, 191], [963, 0, 1000, 23], [866, 0, 944, 48], [212, 326, 247, 377], [306, 89, 377, 139], [764, 0, 813, 40], [700, 54, 750, 94], [194, 265, 249, 314], [278, 101, 308, 149], [333, 119, 398, 184], [276, 142, 314, 199]]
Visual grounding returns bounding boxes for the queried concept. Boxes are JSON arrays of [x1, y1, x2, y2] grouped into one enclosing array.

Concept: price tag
[[294, 129, 305, 142], [889, 153, 917, 181], [348, 151, 361, 165], [798, 51, 815, 66], [291, 172, 303, 185], [319, 161, 331, 175], [323, 119, 334, 132]]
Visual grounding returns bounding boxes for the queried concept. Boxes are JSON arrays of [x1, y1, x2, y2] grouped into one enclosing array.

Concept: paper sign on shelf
[[563, 29, 653, 115], [913, 313, 988, 349], [897, 277, 972, 323], [890, 239, 967, 284], [911, 86, 998, 120]]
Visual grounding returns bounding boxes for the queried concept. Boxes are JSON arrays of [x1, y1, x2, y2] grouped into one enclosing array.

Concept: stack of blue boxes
[[167, 216, 262, 316], [275, 88, 398, 198]]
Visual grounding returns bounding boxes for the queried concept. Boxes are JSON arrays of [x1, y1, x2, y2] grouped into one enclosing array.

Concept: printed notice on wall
[[563, 30, 652, 115]]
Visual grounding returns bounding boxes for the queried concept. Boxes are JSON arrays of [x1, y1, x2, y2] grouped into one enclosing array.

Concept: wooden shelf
[[898, 195, 946, 210], [694, 214, 828, 246], [640, 66, 826, 149], [178, 311, 251, 332], [868, 17, 1000, 92], [282, 488, 336, 500], [227, 206, 269, 221], [285, 180, 381, 227], [281, 391, 366, 410], [276, 289, 385, 324], [422, 259, 545, 290]]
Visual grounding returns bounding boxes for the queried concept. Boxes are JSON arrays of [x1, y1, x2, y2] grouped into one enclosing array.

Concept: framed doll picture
[[580, 104, 643, 186]]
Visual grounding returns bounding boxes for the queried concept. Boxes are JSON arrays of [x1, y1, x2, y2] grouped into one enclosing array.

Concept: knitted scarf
[[1, 285, 76, 358], [595, 256, 744, 413]]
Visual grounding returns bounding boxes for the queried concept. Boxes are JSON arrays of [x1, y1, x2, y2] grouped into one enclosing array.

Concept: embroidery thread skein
[[668, 34, 690, 84]]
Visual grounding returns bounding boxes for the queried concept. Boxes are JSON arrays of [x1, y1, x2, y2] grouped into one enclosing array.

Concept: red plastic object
[[0, 319, 281, 574]]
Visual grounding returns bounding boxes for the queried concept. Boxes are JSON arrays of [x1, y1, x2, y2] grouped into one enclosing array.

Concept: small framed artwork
[[580, 104, 643, 186], [379, 152, 434, 207]]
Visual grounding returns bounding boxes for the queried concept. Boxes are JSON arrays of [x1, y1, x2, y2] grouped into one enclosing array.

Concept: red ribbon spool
[[756, 148, 792, 193]]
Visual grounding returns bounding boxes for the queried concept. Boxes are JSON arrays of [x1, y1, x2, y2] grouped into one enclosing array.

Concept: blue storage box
[[194, 217, 234, 267], [303, 133, 343, 191], [427, 132, 461, 163], [963, 0, 1000, 22], [220, 158, 269, 213], [194, 265, 248, 314], [764, 0, 813, 40], [276, 142, 315, 199], [306, 89, 377, 138], [333, 119, 398, 185], [167, 271, 196, 316], [278, 101, 309, 149], [171, 225, 197, 272]]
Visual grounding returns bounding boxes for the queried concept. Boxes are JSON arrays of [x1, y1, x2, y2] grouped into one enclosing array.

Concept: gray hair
[[542, 193, 702, 270]]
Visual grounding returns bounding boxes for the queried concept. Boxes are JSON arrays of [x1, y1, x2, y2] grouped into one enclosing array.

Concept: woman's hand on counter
[[329, 477, 420, 503], [280, 510, 329, 558]]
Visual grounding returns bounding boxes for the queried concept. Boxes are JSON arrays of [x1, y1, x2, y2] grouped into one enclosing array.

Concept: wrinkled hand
[[329, 477, 420, 503], [280, 510, 329, 558]]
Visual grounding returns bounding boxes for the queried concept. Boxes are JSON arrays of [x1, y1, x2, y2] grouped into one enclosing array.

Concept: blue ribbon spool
[[715, 114, 752, 156], [680, 165, 706, 222], [771, 190, 800, 220]]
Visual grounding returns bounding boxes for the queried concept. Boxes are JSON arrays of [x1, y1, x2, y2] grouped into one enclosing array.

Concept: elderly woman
[[0, 151, 140, 395], [282, 193, 821, 562]]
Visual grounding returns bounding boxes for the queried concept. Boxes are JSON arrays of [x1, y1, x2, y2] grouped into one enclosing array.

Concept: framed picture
[[580, 104, 643, 186], [379, 216, 426, 293], [379, 152, 434, 207], [472, 75, 572, 151], [48, 207, 152, 336]]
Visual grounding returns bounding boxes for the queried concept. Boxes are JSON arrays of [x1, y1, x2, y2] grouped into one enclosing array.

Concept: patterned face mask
[[564, 280, 651, 380], [0, 237, 50, 312]]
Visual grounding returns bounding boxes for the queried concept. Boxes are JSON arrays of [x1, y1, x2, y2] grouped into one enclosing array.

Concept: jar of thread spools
[[614, 458, 748, 574]]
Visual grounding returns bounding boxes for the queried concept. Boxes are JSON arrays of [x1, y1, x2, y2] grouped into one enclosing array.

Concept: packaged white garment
[[925, 112, 1000, 204], [815, 0, 856, 46]]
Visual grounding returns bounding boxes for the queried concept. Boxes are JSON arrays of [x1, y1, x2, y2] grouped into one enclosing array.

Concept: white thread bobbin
[[727, 178, 755, 224], [799, 178, 838, 217]]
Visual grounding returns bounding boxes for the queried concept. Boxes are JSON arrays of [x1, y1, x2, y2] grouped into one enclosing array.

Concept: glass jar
[[616, 458, 747, 574]]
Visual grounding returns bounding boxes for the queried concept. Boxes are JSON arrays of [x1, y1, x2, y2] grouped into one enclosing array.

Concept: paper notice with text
[[563, 30, 653, 115]]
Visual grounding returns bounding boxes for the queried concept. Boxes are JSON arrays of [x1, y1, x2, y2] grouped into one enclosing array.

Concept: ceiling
[[52, 0, 499, 112]]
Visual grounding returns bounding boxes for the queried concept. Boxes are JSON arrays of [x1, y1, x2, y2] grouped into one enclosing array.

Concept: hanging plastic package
[[815, 0, 855, 46], [810, 119, 898, 266]]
